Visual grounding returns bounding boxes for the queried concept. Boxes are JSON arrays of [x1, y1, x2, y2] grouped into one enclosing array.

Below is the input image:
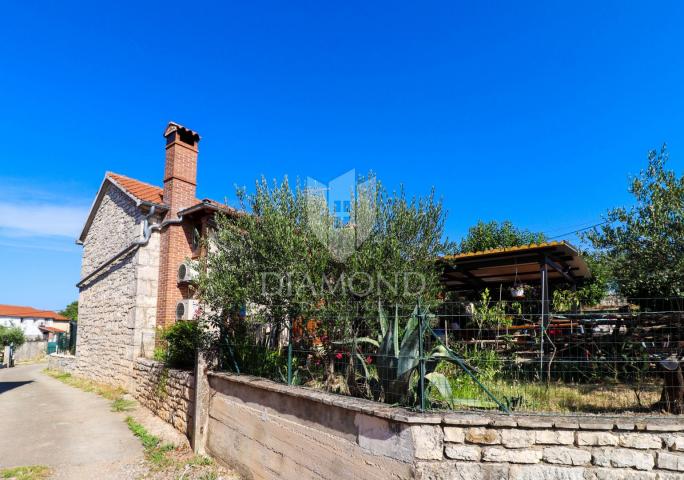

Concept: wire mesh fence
[[213, 297, 684, 415]]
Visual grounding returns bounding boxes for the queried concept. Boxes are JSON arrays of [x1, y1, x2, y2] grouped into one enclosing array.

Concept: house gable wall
[[81, 184, 144, 277], [76, 185, 161, 387]]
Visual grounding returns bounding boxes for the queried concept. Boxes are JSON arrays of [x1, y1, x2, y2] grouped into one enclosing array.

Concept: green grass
[[125, 416, 175, 469], [424, 358, 665, 414], [124, 417, 234, 478], [189, 456, 214, 467], [429, 362, 661, 413], [198, 472, 218, 480], [0, 465, 51, 480], [111, 398, 137, 412]]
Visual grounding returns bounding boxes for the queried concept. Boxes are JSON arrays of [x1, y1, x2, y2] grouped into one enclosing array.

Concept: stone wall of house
[[133, 358, 194, 437], [205, 372, 684, 480], [132, 229, 161, 360], [76, 184, 161, 389], [80, 184, 145, 277]]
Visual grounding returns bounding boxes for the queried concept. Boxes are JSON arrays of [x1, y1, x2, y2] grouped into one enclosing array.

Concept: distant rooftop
[[0, 304, 69, 321]]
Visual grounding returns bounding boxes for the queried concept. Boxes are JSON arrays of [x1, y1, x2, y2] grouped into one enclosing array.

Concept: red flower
[[365, 355, 373, 364], [335, 353, 343, 360]]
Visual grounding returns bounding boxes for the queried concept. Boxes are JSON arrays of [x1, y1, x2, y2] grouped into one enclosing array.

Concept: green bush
[[0, 325, 25, 347], [162, 321, 200, 369]]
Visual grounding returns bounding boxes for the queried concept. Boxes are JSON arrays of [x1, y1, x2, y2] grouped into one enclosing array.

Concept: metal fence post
[[287, 320, 293, 385], [540, 262, 548, 382], [69, 320, 78, 355], [417, 299, 427, 412]]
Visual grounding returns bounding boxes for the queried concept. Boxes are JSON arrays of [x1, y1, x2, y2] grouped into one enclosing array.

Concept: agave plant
[[343, 302, 466, 408]]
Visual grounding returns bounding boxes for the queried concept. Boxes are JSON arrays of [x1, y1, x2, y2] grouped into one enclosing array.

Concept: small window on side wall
[[191, 226, 201, 252]]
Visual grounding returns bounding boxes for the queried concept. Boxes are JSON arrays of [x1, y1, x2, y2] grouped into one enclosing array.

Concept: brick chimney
[[162, 122, 200, 215], [156, 122, 200, 331]]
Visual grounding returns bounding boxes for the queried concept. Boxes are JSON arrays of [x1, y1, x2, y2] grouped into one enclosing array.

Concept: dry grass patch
[[0, 465, 51, 480], [44, 369, 126, 401], [44, 369, 137, 412], [444, 377, 662, 413]]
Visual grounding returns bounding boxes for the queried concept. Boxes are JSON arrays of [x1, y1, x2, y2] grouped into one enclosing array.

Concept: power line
[[542, 219, 604, 235], [546, 220, 612, 240]]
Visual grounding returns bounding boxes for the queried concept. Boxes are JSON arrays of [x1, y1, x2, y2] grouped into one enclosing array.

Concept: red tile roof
[[0, 305, 69, 321], [106, 172, 237, 215], [39, 325, 68, 333], [107, 172, 164, 205]]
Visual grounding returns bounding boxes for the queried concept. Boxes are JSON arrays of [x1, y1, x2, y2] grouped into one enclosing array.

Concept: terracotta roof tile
[[0, 304, 69, 321], [106, 172, 239, 216], [39, 325, 68, 333], [107, 172, 164, 205]]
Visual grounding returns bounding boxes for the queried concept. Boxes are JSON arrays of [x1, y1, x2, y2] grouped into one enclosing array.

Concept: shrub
[[0, 325, 25, 348], [162, 320, 200, 369]]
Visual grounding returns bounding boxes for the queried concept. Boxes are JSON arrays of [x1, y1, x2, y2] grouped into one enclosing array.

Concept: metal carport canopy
[[439, 241, 591, 291]]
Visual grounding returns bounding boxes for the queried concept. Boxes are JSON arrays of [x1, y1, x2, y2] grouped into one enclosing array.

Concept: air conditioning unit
[[177, 261, 198, 284], [176, 299, 199, 321]]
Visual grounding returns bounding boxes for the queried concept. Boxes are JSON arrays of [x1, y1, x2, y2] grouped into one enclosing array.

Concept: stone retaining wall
[[133, 358, 194, 436], [418, 414, 684, 479], [205, 372, 684, 480], [48, 353, 78, 372], [15, 340, 47, 362]]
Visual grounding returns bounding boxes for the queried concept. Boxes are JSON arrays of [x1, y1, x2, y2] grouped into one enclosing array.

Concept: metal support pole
[[540, 260, 551, 383], [417, 299, 427, 412], [287, 320, 293, 385]]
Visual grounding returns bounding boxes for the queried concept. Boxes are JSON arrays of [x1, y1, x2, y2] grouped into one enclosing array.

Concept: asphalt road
[[0, 363, 144, 479]]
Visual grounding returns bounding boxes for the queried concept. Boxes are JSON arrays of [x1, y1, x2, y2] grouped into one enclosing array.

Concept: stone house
[[74, 122, 233, 387], [54, 124, 684, 479]]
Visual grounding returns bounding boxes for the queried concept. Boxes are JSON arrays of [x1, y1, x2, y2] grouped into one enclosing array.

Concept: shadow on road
[[0, 381, 33, 394]]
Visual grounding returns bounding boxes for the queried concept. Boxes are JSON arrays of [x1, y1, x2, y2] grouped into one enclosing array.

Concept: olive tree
[[587, 144, 684, 413], [459, 220, 546, 253], [0, 325, 25, 348], [587, 144, 684, 299], [197, 174, 452, 379]]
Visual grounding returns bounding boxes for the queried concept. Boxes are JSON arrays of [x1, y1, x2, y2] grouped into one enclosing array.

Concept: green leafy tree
[[459, 220, 546, 254], [198, 177, 328, 337], [343, 185, 451, 311], [198, 175, 451, 370], [60, 301, 78, 321], [577, 251, 611, 305], [551, 252, 611, 310], [587, 144, 684, 413], [587, 145, 684, 298], [0, 325, 26, 347]]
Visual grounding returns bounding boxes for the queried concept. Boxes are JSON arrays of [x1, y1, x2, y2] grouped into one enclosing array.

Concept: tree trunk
[[656, 357, 684, 414]]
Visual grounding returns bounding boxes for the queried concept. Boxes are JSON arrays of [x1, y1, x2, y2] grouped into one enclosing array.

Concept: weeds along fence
[[214, 298, 684, 415]]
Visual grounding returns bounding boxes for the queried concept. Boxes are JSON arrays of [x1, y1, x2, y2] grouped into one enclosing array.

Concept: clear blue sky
[[1, 1, 683, 310]]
